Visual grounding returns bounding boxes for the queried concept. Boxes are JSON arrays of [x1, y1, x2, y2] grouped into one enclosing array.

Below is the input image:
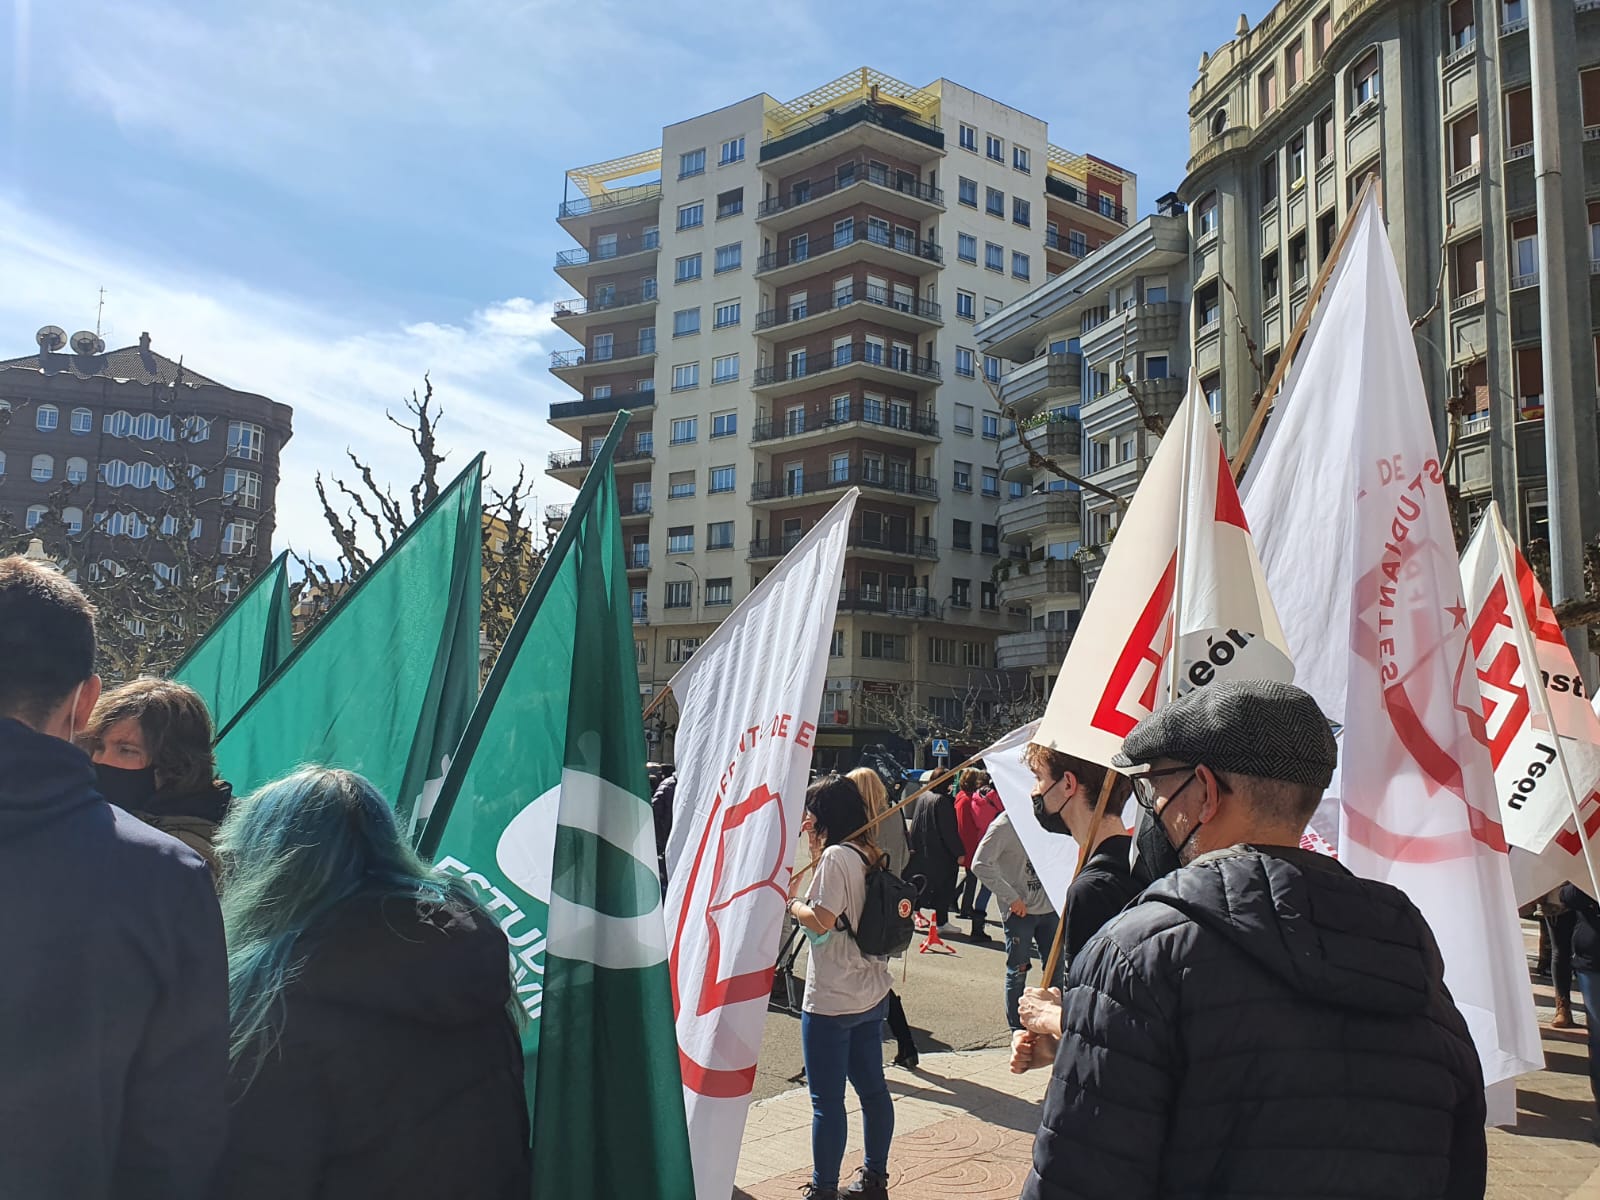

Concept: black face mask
[[95, 762, 157, 812], [1031, 788, 1071, 837], [1132, 801, 1204, 884]]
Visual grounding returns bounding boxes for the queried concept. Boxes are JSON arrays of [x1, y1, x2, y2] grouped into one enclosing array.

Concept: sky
[[1, 0, 1275, 560]]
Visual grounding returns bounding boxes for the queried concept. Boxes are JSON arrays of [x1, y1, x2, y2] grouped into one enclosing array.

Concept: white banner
[[1240, 189, 1542, 1104], [1461, 503, 1600, 903], [1033, 385, 1292, 767], [662, 489, 857, 1200], [978, 721, 1081, 910]]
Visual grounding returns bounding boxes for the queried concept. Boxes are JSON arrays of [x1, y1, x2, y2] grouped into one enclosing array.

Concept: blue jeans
[[800, 997, 894, 1188], [1004, 910, 1061, 1031], [1577, 971, 1600, 1111]]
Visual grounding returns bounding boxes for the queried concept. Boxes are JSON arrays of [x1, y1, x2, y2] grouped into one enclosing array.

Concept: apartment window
[[679, 148, 706, 178], [670, 416, 698, 444], [1512, 216, 1540, 285], [1196, 192, 1218, 238], [952, 579, 972, 608], [830, 629, 846, 658], [70, 407, 92, 434], [676, 253, 702, 282], [861, 631, 906, 660], [1146, 354, 1169, 381], [1284, 134, 1305, 187], [714, 298, 741, 328], [1351, 49, 1380, 111], [1011, 252, 1030, 280], [956, 348, 975, 377], [1289, 233, 1308, 286], [31, 454, 53, 482], [1455, 235, 1485, 300], [953, 461, 973, 492], [952, 520, 972, 551], [709, 465, 736, 494], [1313, 6, 1333, 58], [928, 637, 954, 666], [24, 504, 46, 530], [223, 468, 262, 509], [962, 641, 986, 668], [33, 404, 62, 433], [635, 431, 654, 456], [712, 411, 737, 438], [674, 307, 701, 337], [984, 297, 1002, 318], [1315, 107, 1335, 163], [672, 362, 700, 391], [1196, 281, 1221, 331], [953, 402, 975, 433], [1068, 229, 1088, 256], [708, 520, 734, 550], [979, 469, 1001, 505], [1583, 67, 1600, 128], [665, 583, 693, 613], [64, 456, 88, 484], [678, 201, 704, 230], [221, 520, 256, 557], [986, 134, 1003, 161], [959, 124, 977, 151], [228, 421, 264, 461], [1450, 109, 1480, 175], [986, 187, 1005, 217], [717, 187, 743, 218], [708, 244, 739, 276], [1258, 65, 1278, 115], [985, 242, 1004, 271], [1201, 373, 1223, 415], [956, 290, 976, 320], [1013, 145, 1030, 173], [667, 527, 694, 555], [957, 232, 977, 262], [668, 470, 696, 501], [983, 354, 1002, 383], [720, 136, 745, 165], [980, 581, 998, 611], [705, 578, 733, 607], [712, 353, 739, 384], [1013, 197, 1031, 227], [1263, 251, 1282, 300], [1009, 480, 1025, 499]]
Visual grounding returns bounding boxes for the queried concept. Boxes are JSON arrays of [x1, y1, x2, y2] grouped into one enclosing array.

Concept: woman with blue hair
[[214, 767, 529, 1198]]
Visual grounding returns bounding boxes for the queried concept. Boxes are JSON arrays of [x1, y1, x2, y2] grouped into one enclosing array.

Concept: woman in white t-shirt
[[787, 775, 896, 1200]]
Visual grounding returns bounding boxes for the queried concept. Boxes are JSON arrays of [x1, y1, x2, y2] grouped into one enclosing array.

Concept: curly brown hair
[[83, 678, 217, 798], [1021, 744, 1130, 810]]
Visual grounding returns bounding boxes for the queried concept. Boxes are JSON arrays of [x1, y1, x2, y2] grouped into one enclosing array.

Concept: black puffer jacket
[[906, 789, 963, 912], [1024, 845, 1486, 1200]]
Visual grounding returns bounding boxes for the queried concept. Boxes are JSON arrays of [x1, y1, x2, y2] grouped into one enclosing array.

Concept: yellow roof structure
[[564, 147, 663, 199], [1047, 143, 1134, 186], [764, 67, 940, 136]]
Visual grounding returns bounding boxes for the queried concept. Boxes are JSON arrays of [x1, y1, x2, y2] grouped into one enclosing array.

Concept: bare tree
[[854, 672, 1044, 753]]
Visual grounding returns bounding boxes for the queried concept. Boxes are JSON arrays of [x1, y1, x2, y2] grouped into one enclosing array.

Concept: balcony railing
[[1044, 175, 1128, 225], [1511, 269, 1540, 290], [550, 339, 656, 369], [755, 225, 942, 273], [757, 164, 943, 218], [548, 445, 655, 471], [759, 100, 944, 164], [1045, 227, 1093, 256], [1507, 141, 1534, 160], [755, 286, 941, 332], [1444, 35, 1477, 67], [555, 232, 661, 268], [753, 343, 940, 388], [558, 181, 662, 220], [836, 589, 940, 618], [620, 498, 653, 518], [1450, 289, 1485, 313], [751, 465, 938, 502], [628, 547, 651, 569], [751, 531, 936, 559], [1501, 16, 1528, 34], [549, 389, 657, 421], [751, 400, 938, 442], [1462, 413, 1492, 437], [553, 288, 657, 318], [1448, 162, 1481, 189]]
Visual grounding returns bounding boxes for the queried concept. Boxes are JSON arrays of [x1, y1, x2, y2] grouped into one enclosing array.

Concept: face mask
[[1132, 798, 1204, 884], [1031, 784, 1071, 837], [95, 762, 158, 812]]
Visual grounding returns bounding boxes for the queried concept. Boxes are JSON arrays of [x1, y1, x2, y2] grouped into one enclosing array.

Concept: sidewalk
[[734, 979, 1600, 1199]]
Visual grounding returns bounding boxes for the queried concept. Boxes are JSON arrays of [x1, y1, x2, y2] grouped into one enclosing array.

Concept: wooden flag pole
[[642, 685, 673, 722], [1229, 172, 1380, 484], [1038, 769, 1121, 989]]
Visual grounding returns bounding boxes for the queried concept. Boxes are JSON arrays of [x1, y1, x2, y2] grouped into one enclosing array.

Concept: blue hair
[[216, 767, 481, 1076]]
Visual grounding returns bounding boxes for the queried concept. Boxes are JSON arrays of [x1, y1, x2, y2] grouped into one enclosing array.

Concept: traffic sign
[[931, 737, 950, 759]]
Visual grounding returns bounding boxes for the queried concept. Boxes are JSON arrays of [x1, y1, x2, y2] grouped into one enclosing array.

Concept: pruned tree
[[854, 672, 1044, 755]]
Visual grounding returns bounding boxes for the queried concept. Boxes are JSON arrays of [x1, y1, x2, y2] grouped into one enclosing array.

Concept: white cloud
[[0, 193, 579, 561]]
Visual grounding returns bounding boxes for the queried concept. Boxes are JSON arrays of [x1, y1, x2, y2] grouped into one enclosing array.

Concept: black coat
[[1024, 845, 1486, 1200], [1560, 883, 1600, 973], [906, 790, 963, 912], [0, 717, 228, 1200], [218, 889, 530, 1199], [1059, 834, 1141, 972]]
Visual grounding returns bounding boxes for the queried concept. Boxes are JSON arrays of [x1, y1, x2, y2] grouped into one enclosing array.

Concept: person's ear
[[1058, 772, 1079, 803], [1196, 765, 1225, 824]]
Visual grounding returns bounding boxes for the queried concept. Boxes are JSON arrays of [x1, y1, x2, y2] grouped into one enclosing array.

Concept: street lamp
[[675, 560, 700, 625]]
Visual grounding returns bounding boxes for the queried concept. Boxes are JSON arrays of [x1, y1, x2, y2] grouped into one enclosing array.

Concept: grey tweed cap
[[1112, 678, 1338, 790]]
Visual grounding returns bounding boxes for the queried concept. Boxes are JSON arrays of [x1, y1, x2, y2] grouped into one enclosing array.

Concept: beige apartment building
[[1180, 0, 1600, 541], [546, 69, 1133, 764]]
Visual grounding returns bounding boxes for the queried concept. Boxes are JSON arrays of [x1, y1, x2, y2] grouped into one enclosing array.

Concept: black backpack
[[839, 843, 918, 958]]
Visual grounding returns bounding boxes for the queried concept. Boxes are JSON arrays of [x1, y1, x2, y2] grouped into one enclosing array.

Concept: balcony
[[751, 343, 941, 399], [836, 588, 941, 618], [550, 338, 657, 383], [757, 163, 944, 231], [1448, 162, 1482, 190], [1079, 302, 1184, 361], [1080, 376, 1186, 436], [997, 352, 1081, 414], [996, 491, 1081, 544], [1044, 227, 1094, 263], [751, 399, 938, 448], [552, 288, 658, 334], [750, 532, 938, 561], [557, 181, 663, 240], [627, 546, 651, 573], [546, 445, 655, 480], [554, 232, 661, 285], [620, 497, 653, 522], [759, 99, 945, 170], [755, 286, 942, 339], [1511, 269, 1540, 290], [549, 388, 657, 428], [998, 416, 1082, 481], [753, 225, 942, 287], [750, 464, 938, 508], [996, 629, 1072, 672], [1443, 34, 1477, 68], [997, 559, 1081, 608], [1044, 175, 1128, 226]]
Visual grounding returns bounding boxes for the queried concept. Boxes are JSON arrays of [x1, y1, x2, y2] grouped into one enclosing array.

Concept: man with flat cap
[[1020, 678, 1486, 1200]]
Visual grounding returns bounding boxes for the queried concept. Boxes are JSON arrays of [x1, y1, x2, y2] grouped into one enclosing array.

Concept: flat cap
[[1113, 678, 1337, 790]]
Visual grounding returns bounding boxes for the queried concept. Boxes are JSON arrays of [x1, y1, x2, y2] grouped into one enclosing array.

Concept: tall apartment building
[[545, 68, 1134, 764], [975, 206, 1192, 696], [1180, 0, 1600, 541]]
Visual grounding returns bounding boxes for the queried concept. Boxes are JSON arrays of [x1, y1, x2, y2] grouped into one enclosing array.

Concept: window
[[952, 520, 973, 551], [983, 354, 1002, 383], [1068, 229, 1088, 257], [669, 471, 695, 500], [974, 470, 998, 506], [635, 431, 654, 455], [985, 242, 1003, 271], [984, 297, 1002, 317], [954, 403, 975, 433], [788, 233, 809, 262], [1290, 232, 1308, 285], [64, 456, 87, 483], [1263, 251, 1281, 300], [959, 124, 976, 151], [1146, 354, 1169, 381], [1013, 197, 1031, 227], [955, 348, 975, 377], [956, 290, 976, 319], [1288, 133, 1306, 185], [714, 242, 741, 273], [1258, 65, 1278, 115], [708, 520, 734, 550], [67, 407, 92, 434], [674, 307, 701, 337], [676, 253, 702, 282], [1315, 107, 1335, 163], [1351, 49, 1380, 111], [712, 353, 739, 383], [716, 187, 743, 219], [714, 298, 741, 328], [712, 411, 737, 438], [1583, 67, 1600, 129], [679, 148, 706, 178], [31, 453, 53, 482], [1013, 145, 1030, 172], [672, 362, 700, 391], [670, 416, 698, 443], [1313, 6, 1333, 58], [221, 520, 256, 557], [1450, 110, 1480, 175], [986, 187, 1005, 217], [709, 465, 736, 494], [1011, 252, 1030, 280], [951, 579, 972, 608], [1196, 281, 1221, 331], [720, 136, 745, 165], [35, 404, 58, 432], [1455, 235, 1485, 300], [224, 468, 261, 509], [986, 134, 1003, 161], [958, 177, 978, 207], [1203, 373, 1222, 415], [705, 578, 733, 607], [61, 506, 83, 535], [678, 202, 704, 230], [1196, 192, 1218, 238], [957, 232, 977, 262], [1512, 216, 1540, 285], [981, 413, 1001, 440], [638, 327, 656, 354], [667, 527, 694, 555], [927, 637, 954, 665], [665, 582, 693, 611], [861, 631, 906, 660], [830, 629, 846, 658], [953, 461, 973, 491], [25, 505, 46, 530], [962, 640, 986, 668]]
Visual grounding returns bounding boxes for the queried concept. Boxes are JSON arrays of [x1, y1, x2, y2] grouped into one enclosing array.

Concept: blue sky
[[1, 0, 1273, 556]]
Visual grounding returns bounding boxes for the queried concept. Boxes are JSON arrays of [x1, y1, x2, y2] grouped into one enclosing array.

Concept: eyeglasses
[[1131, 765, 1200, 815]]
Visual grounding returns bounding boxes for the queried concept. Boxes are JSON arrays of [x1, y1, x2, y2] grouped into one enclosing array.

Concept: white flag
[[1461, 503, 1600, 903], [1240, 188, 1542, 1104], [662, 489, 857, 1200], [1033, 384, 1293, 765], [980, 721, 1082, 908]]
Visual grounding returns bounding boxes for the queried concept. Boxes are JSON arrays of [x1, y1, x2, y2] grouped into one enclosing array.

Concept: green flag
[[214, 457, 483, 832], [421, 414, 694, 1200], [170, 551, 294, 731]]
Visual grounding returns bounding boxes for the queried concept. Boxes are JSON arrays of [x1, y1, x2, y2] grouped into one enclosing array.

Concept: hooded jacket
[[905, 788, 964, 912], [217, 888, 530, 1200], [0, 717, 228, 1200], [1024, 845, 1486, 1200]]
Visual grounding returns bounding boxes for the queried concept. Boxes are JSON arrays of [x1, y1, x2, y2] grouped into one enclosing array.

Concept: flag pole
[[1230, 172, 1379, 484], [1489, 505, 1600, 900], [1168, 396, 1196, 703], [642, 685, 672, 721], [1038, 769, 1121, 988]]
